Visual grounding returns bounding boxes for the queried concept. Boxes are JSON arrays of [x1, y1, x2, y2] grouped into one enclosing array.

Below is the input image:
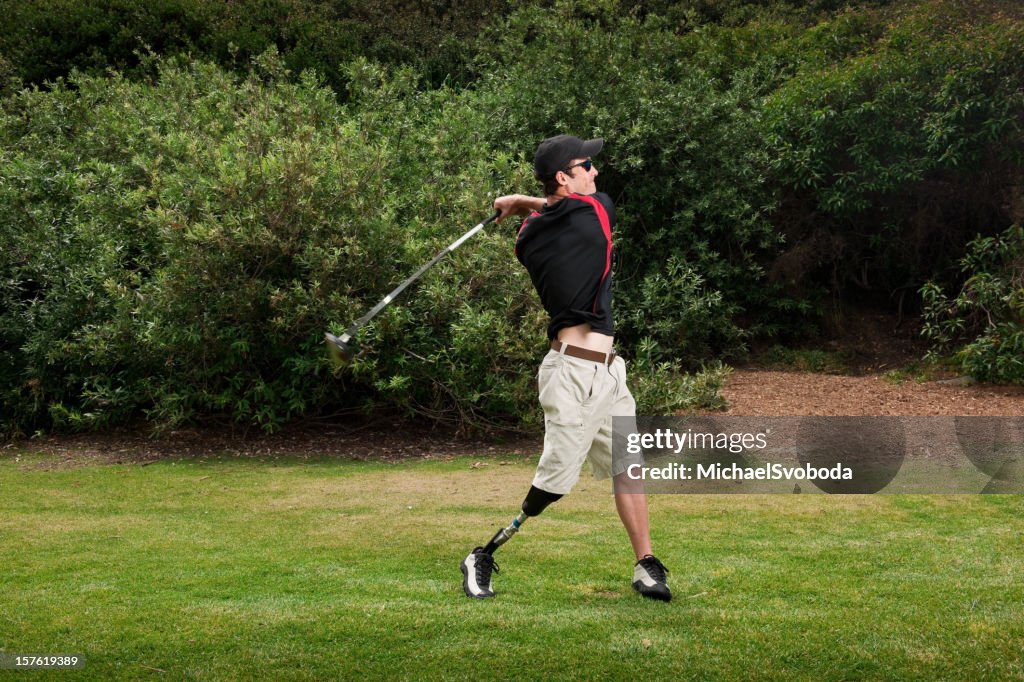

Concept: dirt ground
[[720, 308, 1024, 416], [1, 418, 542, 468], [4, 310, 1022, 465], [6, 368, 1023, 468], [712, 369, 1024, 416]]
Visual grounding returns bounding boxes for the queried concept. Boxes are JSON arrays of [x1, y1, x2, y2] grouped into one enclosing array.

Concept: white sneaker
[[461, 547, 499, 599]]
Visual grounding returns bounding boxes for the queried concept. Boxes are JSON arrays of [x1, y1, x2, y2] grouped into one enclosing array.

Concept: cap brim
[[579, 138, 603, 158]]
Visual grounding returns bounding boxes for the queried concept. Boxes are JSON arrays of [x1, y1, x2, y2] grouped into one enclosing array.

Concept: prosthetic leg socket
[[483, 512, 526, 555], [481, 485, 563, 555]]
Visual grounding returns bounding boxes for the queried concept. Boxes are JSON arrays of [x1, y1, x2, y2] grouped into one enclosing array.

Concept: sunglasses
[[562, 158, 593, 174]]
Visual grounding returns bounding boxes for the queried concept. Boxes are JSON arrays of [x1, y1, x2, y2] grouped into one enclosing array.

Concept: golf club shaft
[[333, 209, 502, 346]]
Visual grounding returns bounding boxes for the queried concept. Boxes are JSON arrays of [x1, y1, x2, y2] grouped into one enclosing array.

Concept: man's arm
[[493, 194, 546, 223]]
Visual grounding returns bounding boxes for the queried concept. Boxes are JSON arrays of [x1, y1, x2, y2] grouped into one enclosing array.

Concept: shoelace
[[475, 551, 500, 582], [639, 555, 668, 583]]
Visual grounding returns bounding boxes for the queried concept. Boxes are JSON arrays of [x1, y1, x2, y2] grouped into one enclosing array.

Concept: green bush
[[761, 1, 1024, 302], [921, 225, 1024, 383], [468, 1, 807, 361], [0, 0, 210, 84], [463, 0, 1023, 358], [623, 0, 898, 28], [0, 53, 513, 433], [0, 0, 510, 93], [0, 51, 724, 435], [5, 0, 1024, 433]]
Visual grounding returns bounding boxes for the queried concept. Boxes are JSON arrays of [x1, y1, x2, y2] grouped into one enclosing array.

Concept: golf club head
[[325, 332, 355, 364]]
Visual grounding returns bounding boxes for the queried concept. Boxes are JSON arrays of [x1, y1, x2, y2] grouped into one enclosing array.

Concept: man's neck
[[546, 188, 576, 205]]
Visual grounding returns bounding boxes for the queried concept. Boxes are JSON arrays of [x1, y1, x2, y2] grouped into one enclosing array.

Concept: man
[[460, 135, 671, 602]]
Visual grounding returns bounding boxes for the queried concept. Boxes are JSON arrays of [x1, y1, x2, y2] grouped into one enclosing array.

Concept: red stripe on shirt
[[570, 194, 612, 311], [514, 212, 540, 257]]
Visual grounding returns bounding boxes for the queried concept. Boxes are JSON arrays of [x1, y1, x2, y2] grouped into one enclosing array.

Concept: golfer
[[460, 135, 671, 601]]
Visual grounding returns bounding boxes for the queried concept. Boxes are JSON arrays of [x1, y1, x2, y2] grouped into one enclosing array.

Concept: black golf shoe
[[461, 547, 499, 599], [632, 554, 671, 602]]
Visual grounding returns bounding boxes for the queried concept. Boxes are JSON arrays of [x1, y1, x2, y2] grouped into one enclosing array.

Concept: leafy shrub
[[5, 0, 1024, 434], [760, 345, 850, 373], [466, 0, 1023, 358], [921, 225, 1024, 383], [623, 0, 898, 28], [761, 1, 1024, 303], [0, 0, 210, 84], [469, 1, 804, 361], [629, 341, 731, 414], [0, 51, 725, 435], [0, 0, 510, 93]]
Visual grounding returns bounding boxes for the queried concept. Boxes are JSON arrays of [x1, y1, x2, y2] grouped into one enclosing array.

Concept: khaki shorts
[[532, 347, 638, 495]]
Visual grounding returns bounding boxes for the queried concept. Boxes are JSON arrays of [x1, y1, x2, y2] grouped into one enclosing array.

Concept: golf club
[[325, 209, 502, 363]]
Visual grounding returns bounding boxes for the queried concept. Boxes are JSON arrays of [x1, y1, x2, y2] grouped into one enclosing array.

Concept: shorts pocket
[[558, 359, 601, 407], [539, 368, 584, 427], [534, 418, 588, 494]]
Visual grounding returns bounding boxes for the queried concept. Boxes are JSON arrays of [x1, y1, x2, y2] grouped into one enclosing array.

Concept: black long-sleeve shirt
[[514, 192, 616, 340]]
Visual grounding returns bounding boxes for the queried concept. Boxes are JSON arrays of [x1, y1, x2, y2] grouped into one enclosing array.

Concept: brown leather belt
[[550, 340, 616, 364]]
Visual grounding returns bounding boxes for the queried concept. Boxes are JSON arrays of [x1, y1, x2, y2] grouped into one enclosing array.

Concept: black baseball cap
[[533, 135, 603, 180]]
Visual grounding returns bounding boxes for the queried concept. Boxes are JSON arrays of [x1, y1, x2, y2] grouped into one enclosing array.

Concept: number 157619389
[[0, 653, 85, 669]]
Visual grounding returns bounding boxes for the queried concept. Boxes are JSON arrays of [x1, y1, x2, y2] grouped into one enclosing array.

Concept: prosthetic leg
[[461, 485, 562, 598], [482, 485, 563, 554]]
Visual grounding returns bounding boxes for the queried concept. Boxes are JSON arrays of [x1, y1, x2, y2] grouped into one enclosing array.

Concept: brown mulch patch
[[723, 308, 1024, 416], [714, 370, 1024, 417]]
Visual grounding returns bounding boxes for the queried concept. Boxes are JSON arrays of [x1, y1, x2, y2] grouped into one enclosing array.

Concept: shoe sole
[[461, 559, 494, 599], [632, 580, 672, 602]]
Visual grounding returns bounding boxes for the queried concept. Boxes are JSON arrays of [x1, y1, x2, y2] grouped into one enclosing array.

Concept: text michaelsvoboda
[[627, 462, 854, 481]]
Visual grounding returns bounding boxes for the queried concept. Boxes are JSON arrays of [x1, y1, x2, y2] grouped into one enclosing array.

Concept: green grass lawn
[[1, 450, 1022, 681]]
